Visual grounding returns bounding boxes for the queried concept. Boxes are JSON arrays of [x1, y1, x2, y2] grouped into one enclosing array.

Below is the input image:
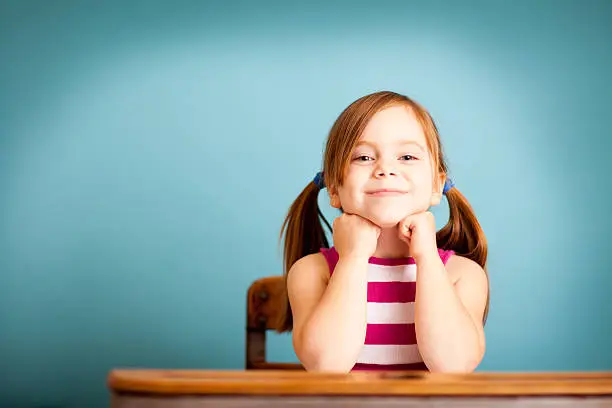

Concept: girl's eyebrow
[[398, 140, 426, 152], [356, 140, 425, 152]]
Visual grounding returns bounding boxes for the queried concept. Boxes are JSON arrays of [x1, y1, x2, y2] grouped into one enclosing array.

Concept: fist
[[398, 211, 439, 262], [333, 213, 381, 260]]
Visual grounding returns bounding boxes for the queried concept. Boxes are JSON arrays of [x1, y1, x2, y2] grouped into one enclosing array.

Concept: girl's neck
[[372, 226, 411, 259]]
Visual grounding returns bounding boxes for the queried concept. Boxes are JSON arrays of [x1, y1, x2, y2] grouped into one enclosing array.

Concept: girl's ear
[[328, 187, 341, 209], [430, 173, 445, 206]]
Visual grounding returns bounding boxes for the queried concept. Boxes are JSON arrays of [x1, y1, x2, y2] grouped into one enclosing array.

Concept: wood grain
[[246, 276, 284, 331], [111, 395, 612, 408], [108, 370, 612, 397], [245, 276, 298, 370]]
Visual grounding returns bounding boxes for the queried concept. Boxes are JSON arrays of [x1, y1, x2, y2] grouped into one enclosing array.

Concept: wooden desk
[[108, 369, 612, 407]]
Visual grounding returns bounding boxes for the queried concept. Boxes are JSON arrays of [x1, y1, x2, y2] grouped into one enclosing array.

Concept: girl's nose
[[375, 163, 397, 178]]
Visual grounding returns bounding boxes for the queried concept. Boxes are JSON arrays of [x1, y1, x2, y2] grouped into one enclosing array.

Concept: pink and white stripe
[[320, 246, 454, 371]]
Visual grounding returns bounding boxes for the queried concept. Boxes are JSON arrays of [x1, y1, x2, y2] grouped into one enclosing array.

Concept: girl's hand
[[333, 213, 381, 260], [398, 211, 439, 263]]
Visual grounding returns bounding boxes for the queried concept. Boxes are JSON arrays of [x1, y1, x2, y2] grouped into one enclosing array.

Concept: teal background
[[1, 0, 611, 406]]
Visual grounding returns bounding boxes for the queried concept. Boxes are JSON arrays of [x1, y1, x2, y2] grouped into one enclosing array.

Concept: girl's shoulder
[[286, 251, 331, 290], [445, 253, 487, 287]]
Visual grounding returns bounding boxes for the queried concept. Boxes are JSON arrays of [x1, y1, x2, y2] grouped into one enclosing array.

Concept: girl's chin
[[363, 214, 408, 229]]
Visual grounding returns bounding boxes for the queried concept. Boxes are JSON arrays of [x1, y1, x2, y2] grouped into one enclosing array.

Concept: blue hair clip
[[443, 178, 455, 195], [313, 171, 325, 189]]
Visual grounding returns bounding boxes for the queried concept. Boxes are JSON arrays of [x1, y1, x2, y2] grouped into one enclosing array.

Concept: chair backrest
[[246, 276, 303, 370]]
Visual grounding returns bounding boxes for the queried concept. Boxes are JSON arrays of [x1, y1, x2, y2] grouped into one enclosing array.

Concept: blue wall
[[1, 0, 611, 406]]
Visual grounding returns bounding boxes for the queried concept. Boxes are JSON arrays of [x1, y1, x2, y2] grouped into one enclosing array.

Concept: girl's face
[[330, 105, 444, 228]]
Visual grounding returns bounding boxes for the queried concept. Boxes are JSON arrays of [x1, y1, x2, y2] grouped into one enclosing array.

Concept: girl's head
[[278, 91, 488, 331], [327, 103, 444, 228]]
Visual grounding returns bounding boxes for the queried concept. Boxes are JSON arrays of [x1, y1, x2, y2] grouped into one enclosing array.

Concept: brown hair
[[277, 91, 488, 332]]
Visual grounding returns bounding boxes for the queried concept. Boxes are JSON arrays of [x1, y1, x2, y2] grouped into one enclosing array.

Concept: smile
[[365, 189, 408, 197]]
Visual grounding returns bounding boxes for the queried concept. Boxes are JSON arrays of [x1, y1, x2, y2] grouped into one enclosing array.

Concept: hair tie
[[313, 171, 325, 189], [443, 179, 455, 195]]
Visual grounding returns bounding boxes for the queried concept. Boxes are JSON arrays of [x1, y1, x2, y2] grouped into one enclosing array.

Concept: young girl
[[278, 91, 489, 373]]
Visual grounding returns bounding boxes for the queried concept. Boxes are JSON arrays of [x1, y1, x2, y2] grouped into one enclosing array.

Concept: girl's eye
[[400, 155, 417, 161], [354, 155, 374, 161]]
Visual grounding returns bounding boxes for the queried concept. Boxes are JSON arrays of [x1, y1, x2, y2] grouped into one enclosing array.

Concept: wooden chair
[[246, 276, 303, 370]]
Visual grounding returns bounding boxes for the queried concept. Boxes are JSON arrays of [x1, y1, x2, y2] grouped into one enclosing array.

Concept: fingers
[[398, 229, 410, 244], [400, 211, 434, 232], [400, 215, 414, 235]]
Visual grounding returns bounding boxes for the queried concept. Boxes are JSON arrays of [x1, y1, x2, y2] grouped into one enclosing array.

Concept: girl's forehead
[[359, 105, 426, 145]]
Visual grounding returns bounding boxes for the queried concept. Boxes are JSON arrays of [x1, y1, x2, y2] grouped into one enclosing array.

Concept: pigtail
[[276, 180, 332, 332], [436, 187, 490, 322]]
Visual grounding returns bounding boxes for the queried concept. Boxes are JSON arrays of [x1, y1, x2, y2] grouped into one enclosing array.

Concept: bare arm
[[288, 253, 369, 372], [414, 254, 488, 373]]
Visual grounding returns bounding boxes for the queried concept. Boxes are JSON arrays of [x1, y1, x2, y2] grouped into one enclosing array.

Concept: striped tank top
[[320, 246, 454, 371]]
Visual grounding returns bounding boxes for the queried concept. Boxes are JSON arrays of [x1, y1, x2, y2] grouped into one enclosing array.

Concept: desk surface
[[108, 370, 612, 396]]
